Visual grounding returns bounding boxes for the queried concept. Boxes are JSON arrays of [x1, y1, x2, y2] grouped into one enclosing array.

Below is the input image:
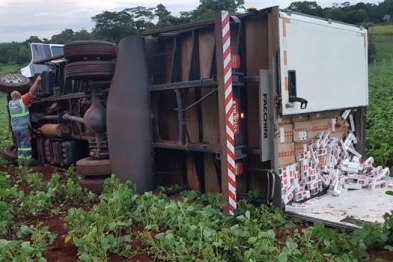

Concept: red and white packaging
[[331, 181, 343, 196], [307, 180, 319, 191], [368, 181, 387, 190], [293, 190, 311, 202]]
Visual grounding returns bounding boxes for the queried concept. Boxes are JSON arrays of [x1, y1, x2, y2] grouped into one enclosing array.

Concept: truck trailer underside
[[4, 6, 391, 229]]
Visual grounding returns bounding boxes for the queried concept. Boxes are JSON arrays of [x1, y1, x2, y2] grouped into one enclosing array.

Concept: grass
[[0, 63, 22, 75], [369, 25, 393, 35], [369, 25, 393, 63]]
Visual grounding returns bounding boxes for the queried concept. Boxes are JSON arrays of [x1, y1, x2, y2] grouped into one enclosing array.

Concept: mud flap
[[107, 36, 152, 193]]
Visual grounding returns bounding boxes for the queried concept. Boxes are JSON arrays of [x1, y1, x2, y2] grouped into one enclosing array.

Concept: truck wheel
[[78, 177, 107, 194], [1, 145, 17, 162], [64, 40, 118, 62], [64, 61, 115, 80], [0, 74, 31, 93], [76, 157, 111, 177]]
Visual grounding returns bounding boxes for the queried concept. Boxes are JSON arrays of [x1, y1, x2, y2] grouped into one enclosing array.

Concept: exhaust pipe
[[38, 124, 71, 138]]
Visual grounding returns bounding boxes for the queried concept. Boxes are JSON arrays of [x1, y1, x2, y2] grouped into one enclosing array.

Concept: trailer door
[[278, 11, 368, 115]]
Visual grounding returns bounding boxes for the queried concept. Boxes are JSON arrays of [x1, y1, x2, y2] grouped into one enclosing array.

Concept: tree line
[[1, 0, 392, 65]]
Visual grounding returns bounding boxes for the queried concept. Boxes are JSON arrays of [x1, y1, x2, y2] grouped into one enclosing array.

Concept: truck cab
[[20, 43, 64, 78]]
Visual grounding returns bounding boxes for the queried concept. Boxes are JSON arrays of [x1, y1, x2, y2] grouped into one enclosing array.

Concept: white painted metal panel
[[260, 70, 273, 162], [278, 11, 368, 115], [287, 178, 393, 228]]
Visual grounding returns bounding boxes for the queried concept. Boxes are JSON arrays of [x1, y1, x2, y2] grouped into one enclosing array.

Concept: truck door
[[278, 11, 368, 115]]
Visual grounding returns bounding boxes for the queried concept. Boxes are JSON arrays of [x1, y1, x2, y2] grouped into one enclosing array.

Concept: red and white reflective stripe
[[221, 11, 236, 215]]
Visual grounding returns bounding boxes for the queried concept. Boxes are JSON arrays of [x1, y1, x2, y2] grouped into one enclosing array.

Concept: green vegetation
[[365, 26, 393, 167], [1, 167, 392, 261], [369, 25, 393, 62], [366, 66, 393, 167], [0, 63, 21, 75], [369, 25, 393, 35]]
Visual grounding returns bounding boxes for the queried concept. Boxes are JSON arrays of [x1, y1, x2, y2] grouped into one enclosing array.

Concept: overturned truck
[[2, 6, 392, 229]]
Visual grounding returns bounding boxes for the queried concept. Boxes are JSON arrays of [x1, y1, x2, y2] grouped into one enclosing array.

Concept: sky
[[0, 0, 382, 43]]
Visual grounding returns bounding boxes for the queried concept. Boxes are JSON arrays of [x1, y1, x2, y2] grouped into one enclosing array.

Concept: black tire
[[64, 40, 118, 62], [64, 61, 115, 80], [1, 145, 17, 162], [76, 157, 111, 177], [78, 177, 108, 194], [0, 74, 31, 93]]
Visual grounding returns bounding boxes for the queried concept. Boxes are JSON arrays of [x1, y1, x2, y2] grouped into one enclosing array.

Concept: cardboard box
[[341, 109, 351, 120], [278, 116, 292, 124], [310, 119, 333, 138], [278, 143, 295, 166], [339, 122, 350, 137], [330, 131, 344, 140], [278, 124, 293, 144], [331, 181, 343, 196], [294, 142, 309, 160], [293, 121, 312, 142], [368, 181, 387, 190], [280, 127, 391, 203], [310, 110, 340, 120], [291, 114, 310, 122]]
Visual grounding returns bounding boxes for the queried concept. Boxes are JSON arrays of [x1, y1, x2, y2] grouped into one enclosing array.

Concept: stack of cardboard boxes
[[277, 110, 390, 211]]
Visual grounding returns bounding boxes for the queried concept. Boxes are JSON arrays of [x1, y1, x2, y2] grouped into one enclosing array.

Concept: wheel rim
[[1, 74, 27, 84]]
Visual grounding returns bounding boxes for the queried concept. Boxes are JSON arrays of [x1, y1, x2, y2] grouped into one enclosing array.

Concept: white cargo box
[[278, 11, 368, 115]]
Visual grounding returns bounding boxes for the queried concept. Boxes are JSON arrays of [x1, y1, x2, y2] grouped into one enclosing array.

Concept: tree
[[0, 42, 21, 64], [198, 0, 245, 14], [182, 0, 245, 21], [124, 6, 156, 32], [24, 36, 42, 44], [74, 29, 95, 41], [18, 45, 30, 64], [287, 1, 323, 16], [155, 4, 176, 28], [50, 29, 75, 44], [92, 11, 136, 43]]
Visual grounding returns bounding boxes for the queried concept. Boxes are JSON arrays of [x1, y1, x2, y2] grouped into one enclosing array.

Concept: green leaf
[[245, 211, 250, 219], [277, 251, 288, 262], [385, 245, 393, 251], [64, 235, 72, 244], [285, 240, 298, 250], [108, 222, 117, 231]]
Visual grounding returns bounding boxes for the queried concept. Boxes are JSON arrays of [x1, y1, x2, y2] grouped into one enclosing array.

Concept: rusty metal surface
[[154, 141, 218, 153], [245, 16, 269, 148], [34, 54, 65, 64], [107, 36, 152, 193], [141, 19, 214, 36], [140, 8, 275, 37], [63, 40, 118, 61], [149, 78, 216, 91], [38, 124, 71, 137]]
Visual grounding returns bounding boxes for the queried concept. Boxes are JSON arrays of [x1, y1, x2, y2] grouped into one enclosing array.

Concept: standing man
[[8, 75, 41, 161]]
